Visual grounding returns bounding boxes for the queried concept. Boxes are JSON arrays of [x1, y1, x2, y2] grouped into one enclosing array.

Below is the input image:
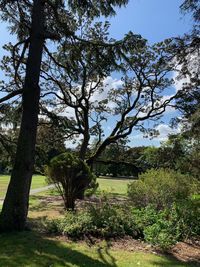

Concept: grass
[[0, 174, 133, 199], [0, 176, 199, 267], [0, 231, 198, 267], [96, 177, 133, 196], [0, 175, 46, 198]]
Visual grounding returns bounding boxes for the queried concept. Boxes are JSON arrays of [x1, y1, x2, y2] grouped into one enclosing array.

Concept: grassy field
[[97, 177, 132, 196], [0, 232, 197, 267], [0, 175, 47, 198], [0, 175, 132, 198]]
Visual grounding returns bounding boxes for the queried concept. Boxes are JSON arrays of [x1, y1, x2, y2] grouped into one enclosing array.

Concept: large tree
[[40, 37, 181, 167], [0, 0, 130, 231], [0, 0, 46, 231]]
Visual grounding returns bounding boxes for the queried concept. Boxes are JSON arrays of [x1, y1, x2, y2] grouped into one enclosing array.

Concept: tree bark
[[64, 195, 75, 211], [0, 0, 45, 232]]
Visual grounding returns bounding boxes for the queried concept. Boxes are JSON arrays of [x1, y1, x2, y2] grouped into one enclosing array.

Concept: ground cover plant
[[44, 197, 200, 250], [0, 174, 196, 265]]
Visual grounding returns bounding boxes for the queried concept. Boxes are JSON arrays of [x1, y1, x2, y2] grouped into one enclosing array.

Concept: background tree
[[42, 37, 183, 170]]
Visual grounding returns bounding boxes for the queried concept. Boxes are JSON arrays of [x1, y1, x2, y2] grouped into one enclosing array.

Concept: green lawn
[[97, 177, 133, 196], [0, 175, 132, 199], [0, 175, 46, 198], [0, 232, 197, 267]]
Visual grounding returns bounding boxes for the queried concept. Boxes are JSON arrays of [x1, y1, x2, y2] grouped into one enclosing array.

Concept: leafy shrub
[[127, 168, 199, 209], [46, 201, 139, 238], [87, 201, 138, 237], [46, 152, 97, 210], [46, 212, 93, 237], [45, 196, 200, 250], [131, 198, 200, 249]]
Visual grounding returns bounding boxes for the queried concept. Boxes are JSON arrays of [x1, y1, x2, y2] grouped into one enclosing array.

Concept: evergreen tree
[[0, 0, 130, 231]]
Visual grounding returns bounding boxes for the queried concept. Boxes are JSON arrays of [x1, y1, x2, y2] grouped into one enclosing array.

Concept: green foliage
[[127, 168, 199, 208], [45, 197, 200, 249], [131, 199, 200, 249], [46, 200, 139, 238], [46, 152, 97, 209]]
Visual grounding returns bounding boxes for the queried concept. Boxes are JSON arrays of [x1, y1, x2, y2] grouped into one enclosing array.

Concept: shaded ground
[[0, 231, 199, 267], [27, 193, 200, 266]]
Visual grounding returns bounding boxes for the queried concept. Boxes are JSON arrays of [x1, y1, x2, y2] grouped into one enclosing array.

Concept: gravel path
[[0, 184, 55, 205]]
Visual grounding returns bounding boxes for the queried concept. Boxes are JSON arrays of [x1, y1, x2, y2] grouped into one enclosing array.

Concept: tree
[[173, 0, 200, 123], [0, 0, 46, 231], [0, 0, 132, 231], [35, 120, 66, 173], [41, 37, 182, 171]]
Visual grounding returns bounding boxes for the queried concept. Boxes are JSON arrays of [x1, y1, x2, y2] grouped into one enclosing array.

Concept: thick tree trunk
[[0, 0, 45, 232]]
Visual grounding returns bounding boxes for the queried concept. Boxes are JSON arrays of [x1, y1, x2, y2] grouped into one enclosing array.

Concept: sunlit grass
[[96, 177, 133, 196], [0, 175, 46, 198]]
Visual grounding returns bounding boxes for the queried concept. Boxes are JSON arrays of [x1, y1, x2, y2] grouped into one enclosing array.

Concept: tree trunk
[[0, 0, 45, 232], [64, 195, 75, 211]]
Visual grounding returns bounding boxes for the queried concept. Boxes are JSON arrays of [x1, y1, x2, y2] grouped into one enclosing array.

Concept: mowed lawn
[[0, 175, 133, 198], [0, 232, 197, 267], [0, 175, 47, 198], [97, 177, 133, 196]]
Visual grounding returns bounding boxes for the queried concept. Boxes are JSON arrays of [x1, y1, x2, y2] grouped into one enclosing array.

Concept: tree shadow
[[29, 195, 63, 212], [149, 259, 200, 267], [96, 241, 117, 267], [0, 231, 117, 267]]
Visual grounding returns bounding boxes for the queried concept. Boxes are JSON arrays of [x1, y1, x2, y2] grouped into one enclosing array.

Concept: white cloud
[[91, 76, 123, 104], [155, 123, 181, 141], [129, 122, 182, 147], [173, 70, 190, 93]]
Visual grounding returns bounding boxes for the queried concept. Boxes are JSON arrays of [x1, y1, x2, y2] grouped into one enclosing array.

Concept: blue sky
[[102, 0, 192, 147], [108, 0, 192, 42], [0, 0, 192, 147]]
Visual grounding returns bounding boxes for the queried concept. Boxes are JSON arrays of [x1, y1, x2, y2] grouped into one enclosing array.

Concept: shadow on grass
[[96, 242, 117, 267], [0, 231, 116, 267], [29, 195, 63, 212], [149, 259, 200, 267], [0, 230, 199, 267]]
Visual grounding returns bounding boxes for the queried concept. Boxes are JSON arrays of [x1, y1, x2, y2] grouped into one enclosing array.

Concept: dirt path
[[0, 184, 55, 205]]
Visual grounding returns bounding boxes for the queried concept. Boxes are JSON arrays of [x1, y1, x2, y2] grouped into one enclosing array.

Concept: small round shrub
[[127, 168, 199, 209], [46, 152, 97, 210]]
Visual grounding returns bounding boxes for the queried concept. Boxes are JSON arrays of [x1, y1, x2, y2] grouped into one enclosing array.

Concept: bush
[[131, 198, 200, 249], [127, 168, 199, 209], [46, 152, 97, 210], [46, 201, 139, 238], [45, 197, 200, 249]]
